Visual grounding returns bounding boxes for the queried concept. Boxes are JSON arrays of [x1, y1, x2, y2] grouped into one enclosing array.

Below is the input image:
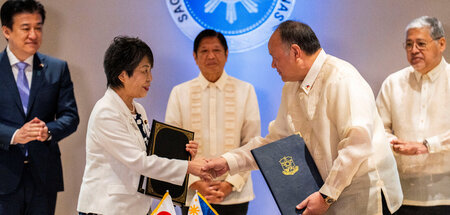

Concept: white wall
[[1, 0, 449, 214]]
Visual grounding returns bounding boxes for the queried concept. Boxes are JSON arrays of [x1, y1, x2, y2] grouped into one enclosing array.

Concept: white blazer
[[77, 88, 188, 215]]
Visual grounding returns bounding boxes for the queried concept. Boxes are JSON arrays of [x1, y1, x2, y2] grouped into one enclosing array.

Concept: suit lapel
[[27, 53, 46, 117], [107, 89, 147, 150], [0, 51, 26, 118]]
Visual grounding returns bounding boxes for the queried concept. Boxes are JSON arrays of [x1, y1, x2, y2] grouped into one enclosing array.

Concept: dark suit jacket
[[0, 50, 79, 195]]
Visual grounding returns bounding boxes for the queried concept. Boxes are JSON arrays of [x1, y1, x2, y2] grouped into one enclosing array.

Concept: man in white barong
[[376, 16, 450, 215], [203, 20, 403, 215], [165, 29, 261, 215]]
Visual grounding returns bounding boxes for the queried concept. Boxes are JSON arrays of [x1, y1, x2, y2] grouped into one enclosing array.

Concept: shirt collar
[[300, 49, 326, 94], [198, 70, 228, 91], [107, 87, 139, 117], [413, 57, 447, 83], [6, 45, 34, 68]]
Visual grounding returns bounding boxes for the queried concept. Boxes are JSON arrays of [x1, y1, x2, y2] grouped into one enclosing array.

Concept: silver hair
[[406, 16, 445, 40]]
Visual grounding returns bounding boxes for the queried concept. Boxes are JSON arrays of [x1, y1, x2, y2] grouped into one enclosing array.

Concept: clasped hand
[[190, 180, 233, 204], [13, 117, 49, 144], [391, 139, 428, 155], [186, 141, 217, 181], [187, 157, 231, 182]]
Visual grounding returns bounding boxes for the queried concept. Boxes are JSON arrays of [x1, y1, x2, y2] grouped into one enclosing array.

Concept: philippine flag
[[151, 191, 176, 215], [188, 192, 218, 215]]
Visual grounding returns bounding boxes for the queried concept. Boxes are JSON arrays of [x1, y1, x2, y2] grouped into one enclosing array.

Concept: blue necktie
[[16, 62, 30, 114], [16, 62, 30, 157]]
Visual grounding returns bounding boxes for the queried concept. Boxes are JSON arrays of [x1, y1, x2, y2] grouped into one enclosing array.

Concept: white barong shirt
[[165, 71, 261, 205], [376, 57, 450, 206], [222, 50, 403, 215]]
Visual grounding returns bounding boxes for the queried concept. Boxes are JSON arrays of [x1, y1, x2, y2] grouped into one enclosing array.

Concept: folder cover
[[251, 134, 324, 215], [138, 120, 194, 205]]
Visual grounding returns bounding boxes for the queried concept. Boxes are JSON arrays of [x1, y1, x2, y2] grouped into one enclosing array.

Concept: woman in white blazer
[[77, 36, 210, 215]]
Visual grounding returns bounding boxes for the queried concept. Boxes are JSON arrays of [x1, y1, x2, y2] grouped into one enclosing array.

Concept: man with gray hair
[[376, 16, 450, 214]]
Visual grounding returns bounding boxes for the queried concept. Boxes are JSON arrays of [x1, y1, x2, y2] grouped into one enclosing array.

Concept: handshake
[[187, 157, 230, 181], [183, 141, 237, 203], [184, 141, 230, 181]]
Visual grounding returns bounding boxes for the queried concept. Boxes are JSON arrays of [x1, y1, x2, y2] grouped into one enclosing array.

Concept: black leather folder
[[138, 120, 194, 205], [251, 134, 324, 215]]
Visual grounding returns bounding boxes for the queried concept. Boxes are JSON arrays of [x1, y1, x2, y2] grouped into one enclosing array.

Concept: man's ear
[[193, 51, 202, 66], [2, 26, 11, 40], [291, 44, 303, 60], [438, 37, 446, 53]]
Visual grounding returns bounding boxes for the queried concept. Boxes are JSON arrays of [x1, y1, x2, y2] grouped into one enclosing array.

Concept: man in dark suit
[[0, 0, 79, 214]]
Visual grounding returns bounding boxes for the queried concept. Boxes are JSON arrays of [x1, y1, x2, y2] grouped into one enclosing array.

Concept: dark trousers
[[182, 202, 249, 215], [396, 205, 450, 215], [0, 164, 57, 215]]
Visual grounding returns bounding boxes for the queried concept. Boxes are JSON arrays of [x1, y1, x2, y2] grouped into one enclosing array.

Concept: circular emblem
[[166, 0, 296, 53]]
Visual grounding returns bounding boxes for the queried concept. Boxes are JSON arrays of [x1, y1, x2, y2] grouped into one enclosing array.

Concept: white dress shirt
[[165, 71, 261, 205], [78, 88, 188, 215], [376, 57, 450, 206], [6, 46, 34, 145], [222, 50, 403, 215], [6, 46, 34, 88]]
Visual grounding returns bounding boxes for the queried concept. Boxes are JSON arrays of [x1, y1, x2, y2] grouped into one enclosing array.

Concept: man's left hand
[[33, 117, 49, 142], [391, 139, 428, 155], [208, 181, 233, 203], [296, 192, 330, 215]]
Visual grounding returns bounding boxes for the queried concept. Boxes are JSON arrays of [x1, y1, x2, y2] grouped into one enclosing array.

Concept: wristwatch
[[423, 139, 430, 151], [320, 192, 336, 205], [46, 130, 52, 141]]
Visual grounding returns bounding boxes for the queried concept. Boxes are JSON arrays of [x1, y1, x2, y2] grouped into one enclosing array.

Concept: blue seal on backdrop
[[166, 0, 296, 53]]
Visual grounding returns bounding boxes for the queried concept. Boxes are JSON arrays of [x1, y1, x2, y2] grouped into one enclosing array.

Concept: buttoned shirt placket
[[209, 83, 217, 155]]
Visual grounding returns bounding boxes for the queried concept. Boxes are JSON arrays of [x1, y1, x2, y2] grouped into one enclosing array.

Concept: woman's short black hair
[[1, 0, 46, 29], [103, 36, 154, 89], [193, 29, 228, 54]]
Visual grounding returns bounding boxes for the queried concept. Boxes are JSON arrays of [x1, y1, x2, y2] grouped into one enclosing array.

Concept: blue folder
[[251, 134, 324, 215]]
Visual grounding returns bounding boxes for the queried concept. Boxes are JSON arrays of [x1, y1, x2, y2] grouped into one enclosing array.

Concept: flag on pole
[[188, 191, 218, 215], [151, 191, 176, 215]]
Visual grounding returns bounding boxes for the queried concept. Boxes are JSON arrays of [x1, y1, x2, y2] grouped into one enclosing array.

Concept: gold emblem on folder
[[279, 156, 299, 176]]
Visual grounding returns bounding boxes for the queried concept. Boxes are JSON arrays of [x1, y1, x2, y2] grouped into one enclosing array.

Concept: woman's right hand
[[188, 159, 213, 181]]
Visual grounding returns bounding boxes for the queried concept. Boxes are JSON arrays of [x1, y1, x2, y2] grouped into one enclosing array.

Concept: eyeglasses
[[403, 39, 436, 51]]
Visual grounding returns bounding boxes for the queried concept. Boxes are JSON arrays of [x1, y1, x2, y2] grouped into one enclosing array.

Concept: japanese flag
[[151, 191, 176, 215]]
